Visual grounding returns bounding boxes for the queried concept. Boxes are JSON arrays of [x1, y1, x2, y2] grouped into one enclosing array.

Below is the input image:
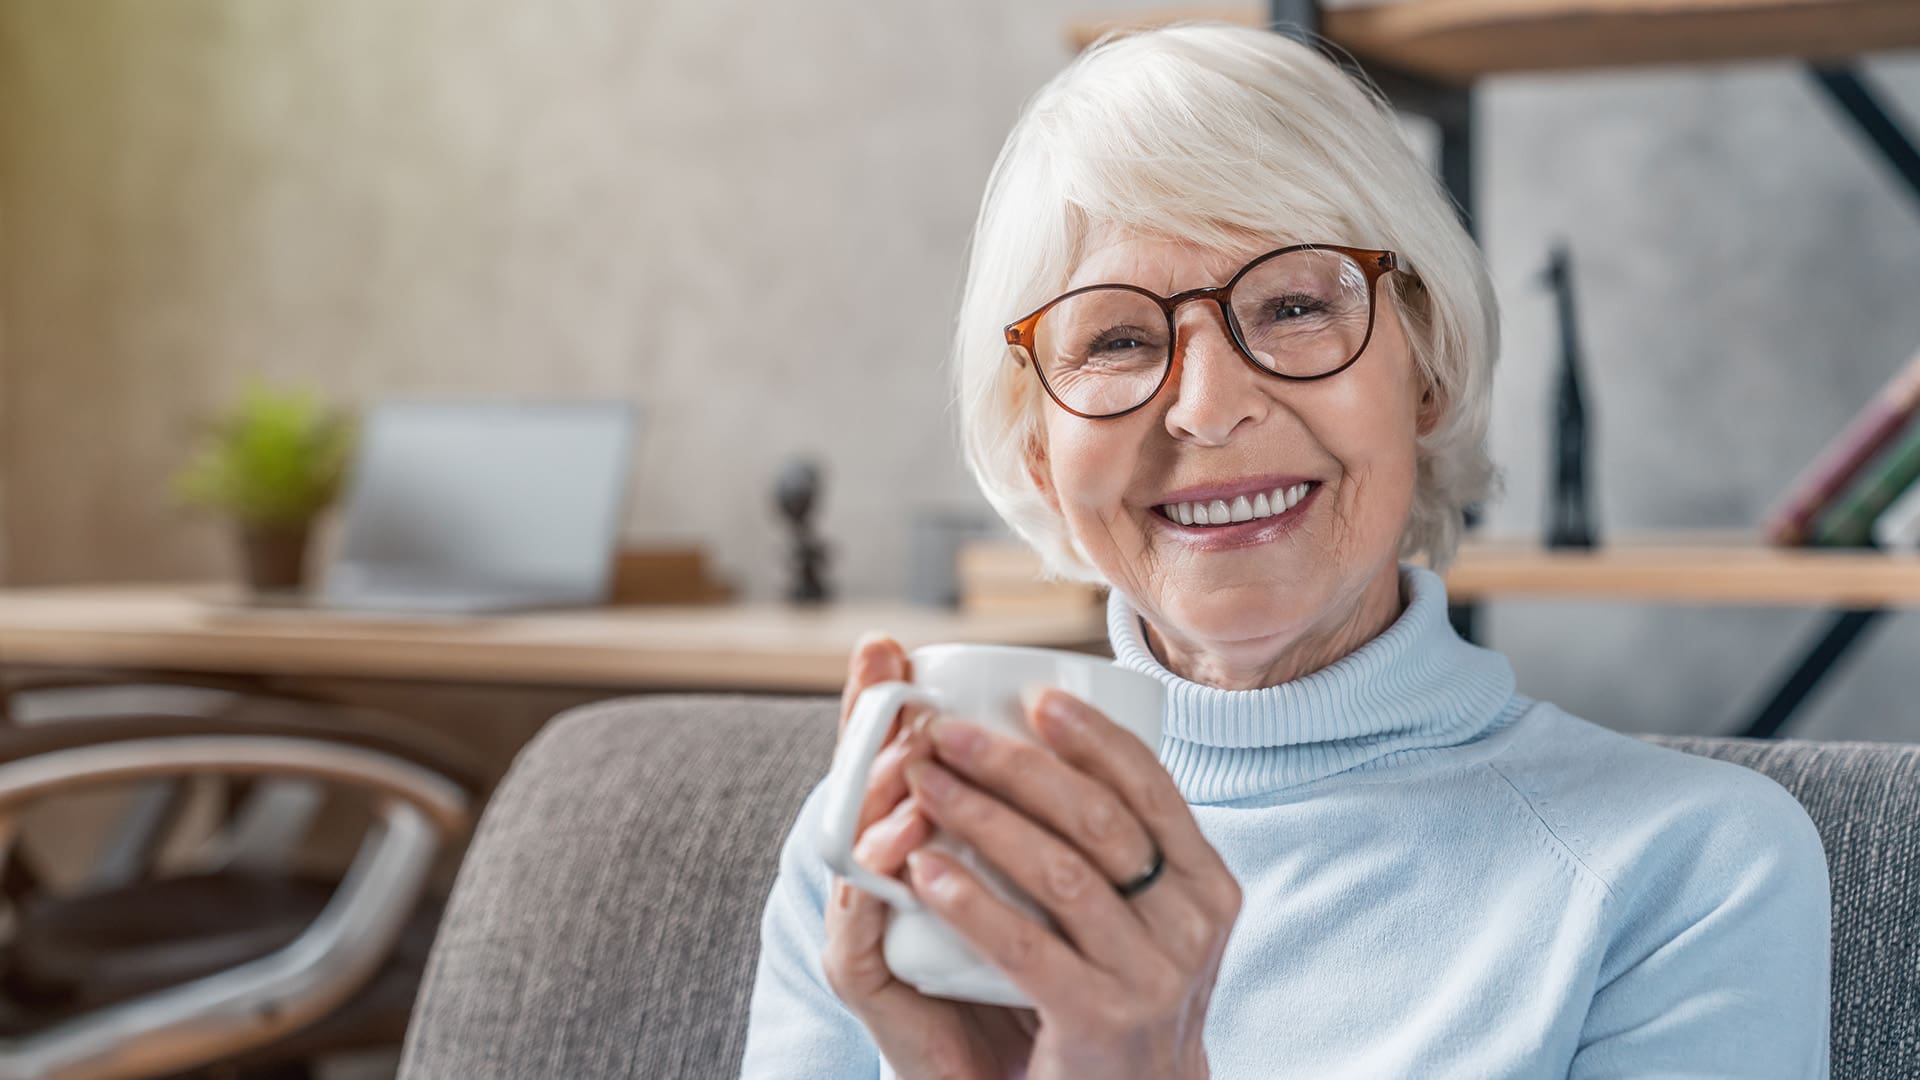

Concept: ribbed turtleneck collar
[[1107, 561, 1520, 805]]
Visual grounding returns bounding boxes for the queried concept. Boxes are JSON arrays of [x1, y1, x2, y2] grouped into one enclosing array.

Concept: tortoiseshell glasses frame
[[1002, 243, 1410, 420]]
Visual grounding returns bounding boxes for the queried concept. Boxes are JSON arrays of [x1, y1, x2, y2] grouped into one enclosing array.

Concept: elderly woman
[[741, 22, 1830, 1080]]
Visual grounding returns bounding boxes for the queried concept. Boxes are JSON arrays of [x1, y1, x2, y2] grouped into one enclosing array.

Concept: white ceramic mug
[[816, 642, 1166, 1008]]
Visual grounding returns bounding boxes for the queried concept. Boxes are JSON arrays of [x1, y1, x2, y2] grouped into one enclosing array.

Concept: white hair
[[949, 21, 1504, 583]]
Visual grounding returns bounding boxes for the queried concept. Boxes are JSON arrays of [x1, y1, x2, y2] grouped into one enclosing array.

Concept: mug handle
[[817, 680, 935, 912]]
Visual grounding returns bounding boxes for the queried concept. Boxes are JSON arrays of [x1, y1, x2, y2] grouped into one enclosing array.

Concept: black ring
[[1115, 845, 1165, 898]]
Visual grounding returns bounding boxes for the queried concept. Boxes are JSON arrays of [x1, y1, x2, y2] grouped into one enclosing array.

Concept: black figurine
[[1540, 240, 1600, 550], [775, 457, 833, 604]]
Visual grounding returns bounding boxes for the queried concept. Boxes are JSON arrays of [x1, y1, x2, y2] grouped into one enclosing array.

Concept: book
[[1762, 348, 1920, 545], [956, 540, 1106, 615], [1808, 410, 1920, 547], [1872, 478, 1920, 552]]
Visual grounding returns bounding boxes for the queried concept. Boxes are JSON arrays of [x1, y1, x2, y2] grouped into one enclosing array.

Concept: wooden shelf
[[0, 586, 1110, 693], [1437, 529, 1920, 606], [1067, 1, 1920, 83]]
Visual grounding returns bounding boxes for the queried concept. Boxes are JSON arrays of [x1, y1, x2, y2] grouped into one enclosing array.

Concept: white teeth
[[1158, 482, 1316, 527]]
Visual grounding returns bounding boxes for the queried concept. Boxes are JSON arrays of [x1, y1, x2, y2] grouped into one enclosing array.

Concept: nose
[[1159, 298, 1271, 446]]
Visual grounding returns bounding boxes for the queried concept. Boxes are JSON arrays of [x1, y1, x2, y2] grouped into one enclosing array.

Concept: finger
[[1029, 688, 1228, 898], [903, 758, 1162, 981], [839, 632, 909, 736], [927, 713, 1233, 975], [825, 797, 929, 999], [923, 714, 1156, 889], [853, 794, 930, 875], [904, 844, 1120, 1012], [855, 724, 935, 835]]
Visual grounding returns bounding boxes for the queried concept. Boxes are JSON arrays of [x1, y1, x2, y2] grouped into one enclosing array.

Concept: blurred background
[[0, 2, 1915, 1077]]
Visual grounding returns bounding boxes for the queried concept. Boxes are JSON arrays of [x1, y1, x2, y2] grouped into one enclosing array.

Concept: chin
[[1158, 578, 1315, 642]]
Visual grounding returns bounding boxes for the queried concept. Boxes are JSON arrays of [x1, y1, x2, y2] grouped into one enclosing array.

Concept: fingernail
[[1018, 684, 1046, 719], [907, 850, 947, 884], [855, 630, 893, 663], [1025, 686, 1079, 735], [930, 716, 982, 761]]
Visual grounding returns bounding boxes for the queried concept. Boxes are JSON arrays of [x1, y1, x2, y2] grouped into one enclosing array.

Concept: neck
[[1106, 560, 1524, 803], [1139, 560, 1407, 690]]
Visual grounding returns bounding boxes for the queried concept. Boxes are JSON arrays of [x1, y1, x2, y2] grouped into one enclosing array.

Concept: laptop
[[300, 400, 635, 615]]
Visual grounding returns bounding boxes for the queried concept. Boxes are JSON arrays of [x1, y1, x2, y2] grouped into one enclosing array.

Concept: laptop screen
[[324, 400, 635, 601]]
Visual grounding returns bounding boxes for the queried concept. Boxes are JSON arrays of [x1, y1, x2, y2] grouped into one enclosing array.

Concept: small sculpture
[[775, 458, 833, 604], [1540, 240, 1600, 550]]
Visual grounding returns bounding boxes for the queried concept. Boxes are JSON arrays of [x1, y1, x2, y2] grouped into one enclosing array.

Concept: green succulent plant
[[172, 382, 356, 527]]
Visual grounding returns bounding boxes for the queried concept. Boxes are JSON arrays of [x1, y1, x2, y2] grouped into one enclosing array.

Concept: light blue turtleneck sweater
[[740, 561, 1831, 1078]]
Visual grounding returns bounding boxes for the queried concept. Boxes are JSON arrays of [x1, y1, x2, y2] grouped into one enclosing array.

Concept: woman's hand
[[900, 686, 1242, 1080], [821, 633, 1039, 1079]]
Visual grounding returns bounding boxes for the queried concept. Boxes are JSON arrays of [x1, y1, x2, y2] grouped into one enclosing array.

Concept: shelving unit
[[1444, 531, 1920, 608], [1068, 2, 1920, 80], [1066, 1, 1920, 738]]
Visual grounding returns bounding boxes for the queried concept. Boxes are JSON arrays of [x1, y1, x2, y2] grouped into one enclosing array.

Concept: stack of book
[[955, 539, 1108, 615], [1762, 348, 1920, 551], [608, 544, 738, 604]]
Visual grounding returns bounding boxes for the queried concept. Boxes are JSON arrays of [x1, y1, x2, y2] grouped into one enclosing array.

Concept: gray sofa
[[396, 694, 1920, 1079]]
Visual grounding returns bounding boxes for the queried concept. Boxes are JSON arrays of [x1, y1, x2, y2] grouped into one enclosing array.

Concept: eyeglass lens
[[1030, 247, 1376, 417]]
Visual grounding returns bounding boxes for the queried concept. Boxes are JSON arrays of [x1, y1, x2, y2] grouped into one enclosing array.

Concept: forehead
[[1063, 222, 1302, 294]]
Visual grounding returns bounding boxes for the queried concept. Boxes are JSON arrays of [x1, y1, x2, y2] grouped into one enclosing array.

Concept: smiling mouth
[[1153, 481, 1320, 528]]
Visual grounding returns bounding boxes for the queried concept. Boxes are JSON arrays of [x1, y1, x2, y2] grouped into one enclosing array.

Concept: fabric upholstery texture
[[1635, 732, 1920, 1075], [397, 694, 1917, 1079]]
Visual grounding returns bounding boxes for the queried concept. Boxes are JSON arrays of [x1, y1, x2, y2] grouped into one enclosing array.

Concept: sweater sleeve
[[739, 777, 884, 1080], [1568, 773, 1832, 1080]]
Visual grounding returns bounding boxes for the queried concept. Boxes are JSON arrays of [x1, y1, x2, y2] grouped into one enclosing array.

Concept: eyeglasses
[[1003, 243, 1408, 420]]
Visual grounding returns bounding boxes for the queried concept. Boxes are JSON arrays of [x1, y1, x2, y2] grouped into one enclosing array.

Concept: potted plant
[[172, 382, 356, 593]]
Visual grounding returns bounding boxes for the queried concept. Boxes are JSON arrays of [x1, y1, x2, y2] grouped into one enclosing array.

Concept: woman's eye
[[1265, 298, 1323, 321], [1084, 330, 1158, 356]]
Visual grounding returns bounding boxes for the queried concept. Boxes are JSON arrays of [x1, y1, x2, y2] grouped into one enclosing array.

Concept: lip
[[1149, 481, 1322, 550], [1152, 474, 1320, 508]]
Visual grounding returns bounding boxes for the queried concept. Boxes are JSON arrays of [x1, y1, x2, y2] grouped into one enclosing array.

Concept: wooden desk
[[0, 586, 1111, 694]]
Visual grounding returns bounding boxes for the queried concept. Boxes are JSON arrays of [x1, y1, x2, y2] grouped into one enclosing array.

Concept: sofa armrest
[[399, 692, 840, 1080]]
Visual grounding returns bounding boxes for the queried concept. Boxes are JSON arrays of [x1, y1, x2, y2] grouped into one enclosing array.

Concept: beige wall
[[4, 2, 1920, 744], [0, 0, 1121, 596], [0, 190, 7, 582]]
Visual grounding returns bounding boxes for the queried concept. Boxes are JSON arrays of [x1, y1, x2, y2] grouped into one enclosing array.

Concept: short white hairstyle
[[950, 21, 1504, 583]]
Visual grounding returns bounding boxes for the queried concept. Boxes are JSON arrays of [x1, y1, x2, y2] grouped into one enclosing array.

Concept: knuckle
[[1042, 849, 1094, 903], [1140, 961, 1187, 1013], [821, 940, 888, 1002], [997, 736, 1043, 773], [1207, 875, 1244, 921], [1080, 792, 1121, 844], [1172, 903, 1215, 963], [996, 921, 1043, 975]]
